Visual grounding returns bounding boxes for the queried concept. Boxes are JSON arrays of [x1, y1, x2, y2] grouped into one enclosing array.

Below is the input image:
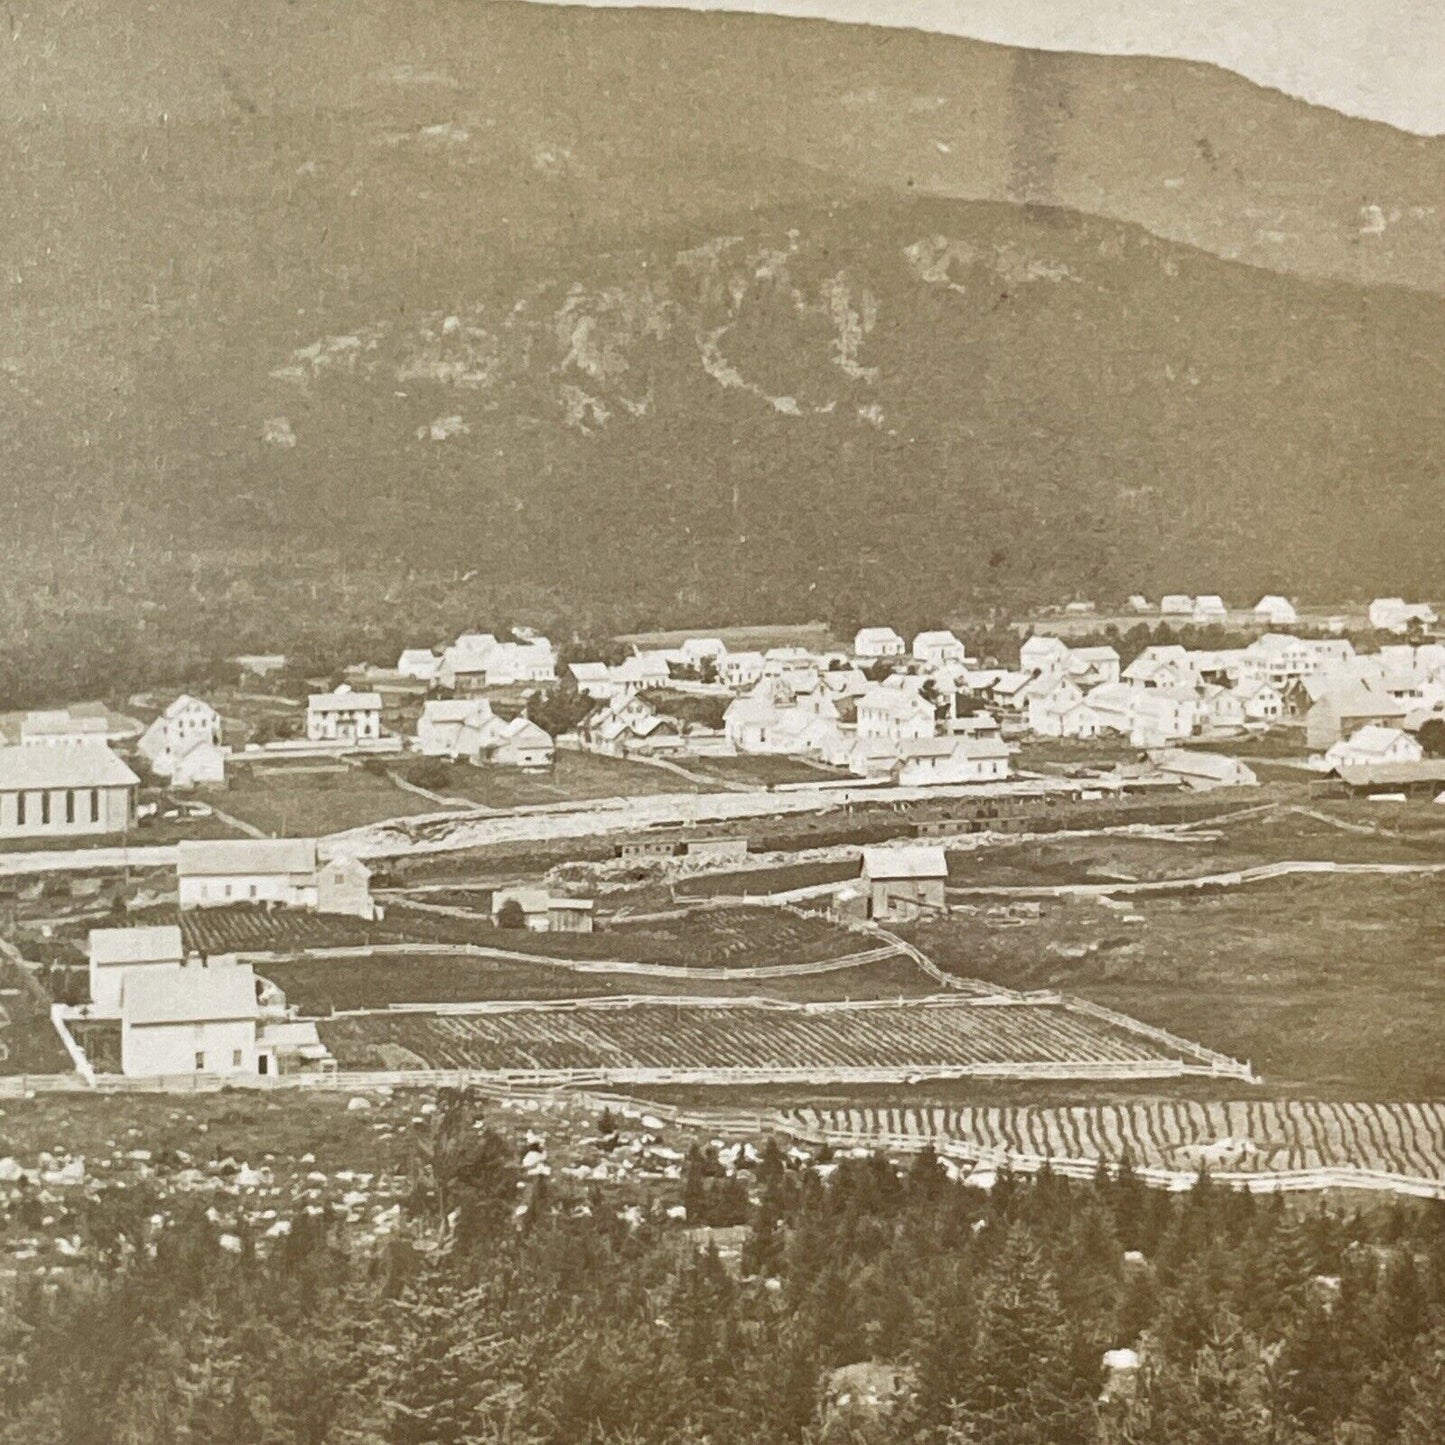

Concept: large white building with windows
[[175, 838, 376, 918], [120, 958, 266, 1078], [0, 745, 138, 839], [306, 686, 383, 743]]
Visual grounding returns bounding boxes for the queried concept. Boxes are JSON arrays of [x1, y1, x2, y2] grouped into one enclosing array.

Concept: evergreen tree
[[950, 1230, 1092, 1445]]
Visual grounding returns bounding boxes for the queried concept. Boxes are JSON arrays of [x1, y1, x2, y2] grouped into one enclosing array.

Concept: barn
[[859, 845, 948, 922]]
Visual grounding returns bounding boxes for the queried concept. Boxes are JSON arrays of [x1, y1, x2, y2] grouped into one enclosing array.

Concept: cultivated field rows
[[316, 994, 1251, 1082], [786, 1099, 1445, 1183]]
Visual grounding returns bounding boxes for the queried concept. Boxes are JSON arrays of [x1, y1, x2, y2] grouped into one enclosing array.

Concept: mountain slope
[[3, 192, 1443, 702], [1, 1, 1443, 699]]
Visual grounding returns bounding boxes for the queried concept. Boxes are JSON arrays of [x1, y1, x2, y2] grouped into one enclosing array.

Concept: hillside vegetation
[[1, 0, 1442, 702]]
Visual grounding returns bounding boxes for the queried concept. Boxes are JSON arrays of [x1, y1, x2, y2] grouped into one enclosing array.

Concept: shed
[[619, 839, 679, 862], [859, 845, 948, 921], [683, 837, 749, 863], [548, 899, 595, 934]]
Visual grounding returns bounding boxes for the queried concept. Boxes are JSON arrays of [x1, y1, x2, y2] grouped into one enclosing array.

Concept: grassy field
[[369, 905, 873, 970], [262, 950, 939, 1014], [675, 755, 847, 788], [676, 859, 860, 899], [0, 958, 75, 1075], [945, 805, 1445, 888], [392, 751, 714, 808], [218, 763, 447, 837], [906, 871, 1445, 1097]]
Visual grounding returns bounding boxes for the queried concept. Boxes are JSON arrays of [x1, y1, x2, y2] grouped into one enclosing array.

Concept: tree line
[[4, 1093, 1445, 1442]]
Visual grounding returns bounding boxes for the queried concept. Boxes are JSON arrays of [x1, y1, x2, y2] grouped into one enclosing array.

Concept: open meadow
[[261, 949, 940, 1014], [392, 751, 717, 808], [907, 871, 1445, 1096], [219, 762, 448, 837]]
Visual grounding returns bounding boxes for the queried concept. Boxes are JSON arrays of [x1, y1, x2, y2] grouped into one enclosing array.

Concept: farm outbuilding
[[859, 845, 948, 922], [684, 837, 749, 863], [619, 839, 678, 862], [548, 899, 595, 933]]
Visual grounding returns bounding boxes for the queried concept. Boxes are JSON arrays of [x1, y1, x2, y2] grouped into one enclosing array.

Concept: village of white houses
[[7, 1, 1445, 1440]]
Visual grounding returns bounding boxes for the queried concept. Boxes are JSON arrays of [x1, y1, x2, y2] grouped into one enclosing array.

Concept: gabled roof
[[913, 630, 963, 650], [1332, 724, 1415, 756], [21, 711, 110, 739], [495, 717, 553, 748], [0, 744, 139, 790], [177, 838, 318, 878], [861, 845, 948, 880], [421, 698, 490, 725], [1149, 749, 1255, 783], [162, 694, 216, 718], [122, 959, 259, 1027], [854, 627, 904, 648], [89, 925, 185, 967], [858, 686, 933, 719], [309, 690, 382, 711], [1311, 682, 1408, 720], [897, 735, 1010, 761]]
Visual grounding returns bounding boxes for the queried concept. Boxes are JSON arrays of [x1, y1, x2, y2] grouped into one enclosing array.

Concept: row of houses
[[995, 632, 1445, 750], [398, 631, 559, 691], [1120, 595, 1437, 633]]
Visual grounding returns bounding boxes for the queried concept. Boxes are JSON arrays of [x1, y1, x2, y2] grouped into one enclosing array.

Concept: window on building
[[194, 1051, 206, 1071], [40, 792, 50, 825], [232, 1049, 243, 1068], [65, 790, 75, 824], [90, 790, 99, 823], [17, 793, 26, 826]]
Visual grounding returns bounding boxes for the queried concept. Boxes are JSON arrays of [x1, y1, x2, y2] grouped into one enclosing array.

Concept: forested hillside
[[6, 1100, 1445, 1444], [1, 0, 1442, 701]]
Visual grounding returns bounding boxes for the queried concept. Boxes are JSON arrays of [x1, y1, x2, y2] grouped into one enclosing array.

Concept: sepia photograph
[[1, 0, 1444, 1439]]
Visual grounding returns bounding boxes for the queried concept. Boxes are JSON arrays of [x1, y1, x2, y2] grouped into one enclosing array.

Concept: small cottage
[[859, 845, 948, 922]]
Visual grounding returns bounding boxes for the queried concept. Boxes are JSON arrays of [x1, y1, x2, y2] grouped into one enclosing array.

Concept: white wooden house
[[138, 695, 226, 785], [1233, 680, 1285, 722], [120, 958, 265, 1078], [859, 846, 947, 922], [855, 686, 935, 744], [88, 924, 186, 1017], [853, 627, 906, 660], [1019, 635, 1069, 673], [718, 651, 765, 689], [396, 649, 440, 683], [19, 710, 114, 748], [912, 630, 968, 667], [1253, 596, 1298, 626], [896, 736, 1011, 786], [306, 686, 382, 743], [1323, 725, 1424, 772]]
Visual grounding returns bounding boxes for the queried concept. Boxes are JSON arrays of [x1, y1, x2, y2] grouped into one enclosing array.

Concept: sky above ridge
[[523, 0, 1445, 135]]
